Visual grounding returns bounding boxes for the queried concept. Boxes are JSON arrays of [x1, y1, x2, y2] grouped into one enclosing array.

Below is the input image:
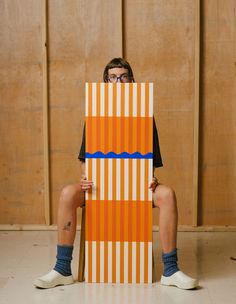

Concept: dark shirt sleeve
[[78, 123, 85, 162], [78, 118, 163, 168], [153, 116, 163, 168]]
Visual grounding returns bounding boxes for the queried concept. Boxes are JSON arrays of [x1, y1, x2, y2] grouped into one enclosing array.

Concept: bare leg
[[57, 183, 85, 245], [152, 184, 178, 253]]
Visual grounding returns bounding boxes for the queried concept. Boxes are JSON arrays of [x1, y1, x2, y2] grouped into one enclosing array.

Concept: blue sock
[[53, 245, 73, 276], [162, 248, 179, 277]]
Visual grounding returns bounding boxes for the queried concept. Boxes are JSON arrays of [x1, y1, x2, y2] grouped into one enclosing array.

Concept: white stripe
[[140, 159, 145, 201], [132, 242, 136, 283], [124, 83, 129, 117], [85, 241, 88, 282], [92, 241, 96, 282], [124, 242, 128, 283], [92, 83, 96, 117], [132, 159, 137, 200], [100, 83, 105, 117], [149, 83, 153, 117], [148, 159, 153, 201], [85, 83, 88, 117], [100, 159, 104, 200], [100, 241, 104, 282], [92, 158, 96, 200], [108, 241, 112, 282], [148, 242, 152, 283], [108, 159, 112, 200], [141, 83, 145, 117], [116, 242, 120, 283], [116, 159, 120, 200], [85, 159, 88, 201], [116, 83, 121, 117], [133, 83, 137, 117], [124, 159, 129, 200], [108, 83, 113, 116], [140, 242, 144, 283]]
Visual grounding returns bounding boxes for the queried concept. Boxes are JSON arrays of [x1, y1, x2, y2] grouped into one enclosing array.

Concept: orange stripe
[[108, 202, 112, 242], [104, 83, 108, 116], [149, 117, 153, 153], [121, 83, 125, 116], [132, 199, 136, 242], [104, 159, 108, 202], [133, 118, 137, 153], [116, 201, 120, 242], [85, 201, 89, 240], [104, 241, 108, 283], [120, 159, 124, 201], [137, 117, 141, 153], [88, 159, 92, 202], [128, 159, 132, 201], [100, 117, 105, 152], [88, 83, 92, 117], [92, 196, 96, 241], [96, 241, 100, 282], [112, 159, 117, 241], [100, 200, 104, 241], [104, 200, 108, 242], [144, 242, 148, 283], [96, 83, 100, 116], [128, 242, 132, 283], [144, 160, 149, 201], [112, 242, 116, 283], [144, 201, 149, 242], [116, 117, 121, 154], [140, 117, 145, 155], [108, 118, 113, 152], [124, 117, 129, 152], [96, 158, 100, 201], [129, 83, 133, 118], [124, 201, 128, 242], [120, 242, 124, 283], [137, 160, 141, 201], [148, 202, 152, 242], [137, 83, 141, 117], [112, 117, 117, 152], [140, 201, 144, 242], [136, 242, 140, 283], [136, 201, 141, 242], [128, 201, 132, 243], [145, 83, 149, 117], [88, 241, 92, 282], [113, 83, 117, 117]]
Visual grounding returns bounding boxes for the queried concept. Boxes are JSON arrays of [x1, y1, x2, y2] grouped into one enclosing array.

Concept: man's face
[[107, 67, 131, 83]]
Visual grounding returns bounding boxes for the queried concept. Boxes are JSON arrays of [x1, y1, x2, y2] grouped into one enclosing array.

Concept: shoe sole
[[34, 276, 74, 289], [161, 276, 198, 290]]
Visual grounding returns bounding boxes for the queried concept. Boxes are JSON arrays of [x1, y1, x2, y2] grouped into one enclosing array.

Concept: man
[[34, 58, 198, 289]]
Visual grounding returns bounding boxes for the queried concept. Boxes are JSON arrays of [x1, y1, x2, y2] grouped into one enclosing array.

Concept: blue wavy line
[[85, 151, 153, 159]]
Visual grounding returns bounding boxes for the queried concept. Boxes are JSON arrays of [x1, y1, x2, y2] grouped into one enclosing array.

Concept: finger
[[81, 180, 93, 185]]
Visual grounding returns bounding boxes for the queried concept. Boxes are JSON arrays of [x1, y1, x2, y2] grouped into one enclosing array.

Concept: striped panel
[[85, 83, 153, 283]]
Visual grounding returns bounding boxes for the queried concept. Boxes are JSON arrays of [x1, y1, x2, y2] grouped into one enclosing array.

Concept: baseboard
[[0, 224, 236, 232]]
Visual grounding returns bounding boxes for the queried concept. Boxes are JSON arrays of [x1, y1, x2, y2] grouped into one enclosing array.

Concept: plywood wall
[[0, 0, 235, 226]]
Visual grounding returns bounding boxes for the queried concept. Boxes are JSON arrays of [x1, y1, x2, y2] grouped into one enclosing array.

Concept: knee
[[59, 184, 80, 208], [153, 186, 177, 209]]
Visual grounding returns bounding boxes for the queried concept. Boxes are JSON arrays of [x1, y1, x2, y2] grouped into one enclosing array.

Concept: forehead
[[108, 67, 128, 75]]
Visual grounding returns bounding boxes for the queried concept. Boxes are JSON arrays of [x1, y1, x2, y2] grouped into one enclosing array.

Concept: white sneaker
[[161, 271, 198, 290], [34, 270, 74, 289]]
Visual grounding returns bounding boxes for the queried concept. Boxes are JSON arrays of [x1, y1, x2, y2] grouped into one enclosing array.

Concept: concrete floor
[[0, 230, 236, 304]]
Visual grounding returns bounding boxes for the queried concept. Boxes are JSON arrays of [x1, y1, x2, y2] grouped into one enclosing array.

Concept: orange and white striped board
[[85, 83, 153, 283]]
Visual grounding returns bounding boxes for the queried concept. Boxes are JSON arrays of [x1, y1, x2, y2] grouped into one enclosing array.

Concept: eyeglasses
[[108, 73, 130, 83]]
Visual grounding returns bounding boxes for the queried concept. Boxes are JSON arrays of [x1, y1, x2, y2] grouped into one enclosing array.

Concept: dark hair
[[103, 58, 135, 82]]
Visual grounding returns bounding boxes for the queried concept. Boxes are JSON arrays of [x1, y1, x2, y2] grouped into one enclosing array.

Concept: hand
[[80, 175, 93, 191], [149, 176, 159, 192]]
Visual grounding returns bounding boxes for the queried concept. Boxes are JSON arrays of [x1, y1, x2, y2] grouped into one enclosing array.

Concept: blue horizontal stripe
[[85, 151, 153, 159]]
